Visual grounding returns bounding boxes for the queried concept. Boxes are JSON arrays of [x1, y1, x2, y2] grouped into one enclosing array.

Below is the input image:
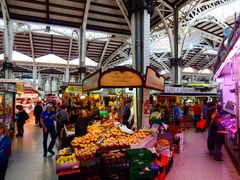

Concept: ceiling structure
[[0, 0, 239, 82]]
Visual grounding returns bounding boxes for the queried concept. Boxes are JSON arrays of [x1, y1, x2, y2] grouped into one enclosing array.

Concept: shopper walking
[[193, 101, 201, 127], [56, 104, 69, 137], [213, 115, 228, 161], [34, 101, 43, 126], [173, 103, 181, 126], [202, 101, 208, 120], [16, 105, 29, 137], [0, 122, 11, 180], [183, 101, 190, 129], [207, 107, 217, 155], [40, 104, 57, 157]]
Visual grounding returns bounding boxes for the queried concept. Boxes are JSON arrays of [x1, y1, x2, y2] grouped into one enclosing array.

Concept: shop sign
[[16, 83, 24, 94], [0, 83, 7, 92], [145, 66, 165, 91], [7, 84, 17, 92], [165, 86, 200, 94], [83, 70, 101, 92], [66, 86, 82, 94], [99, 67, 144, 88]]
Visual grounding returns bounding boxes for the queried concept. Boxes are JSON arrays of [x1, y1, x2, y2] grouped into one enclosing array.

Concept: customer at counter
[[75, 109, 99, 137]]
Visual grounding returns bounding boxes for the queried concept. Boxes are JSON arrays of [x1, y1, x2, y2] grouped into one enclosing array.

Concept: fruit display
[[102, 151, 125, 160], [74, 143, 99, 161], [102, 151, 130, 169], [155, 139, 171, 157], [58, 147, 72, 156], [87, 122, 104, 134], [68, 123, 151, 162], [56, 153, 77, 165]]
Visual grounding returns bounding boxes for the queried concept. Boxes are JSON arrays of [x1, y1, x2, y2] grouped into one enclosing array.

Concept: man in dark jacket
[[75, 109, 98, 137], [16, 105, 29, 137], [34, 101, 43, 126], [123, 100, 131, 128]]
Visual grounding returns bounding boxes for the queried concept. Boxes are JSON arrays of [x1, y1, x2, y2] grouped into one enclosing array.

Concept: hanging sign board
[[145, 66, 165, 91], [0, 83, 8, 92], [66, 85, 82, 94], [7, 84, 17, 93], [82, 70, 101, 92], [16, 83, 24, 94], [99, 67, 144, 88]]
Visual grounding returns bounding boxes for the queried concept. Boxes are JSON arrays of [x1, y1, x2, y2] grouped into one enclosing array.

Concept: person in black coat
[[213, 115, 228, 161], [207, 107, 217, 155], [16, 105, 29, 137], [34, 101, 43, 126], [75, 109, 98, 137]]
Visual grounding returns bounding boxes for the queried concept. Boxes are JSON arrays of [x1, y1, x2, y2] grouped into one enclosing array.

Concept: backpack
[[23, 110, 29, 121]]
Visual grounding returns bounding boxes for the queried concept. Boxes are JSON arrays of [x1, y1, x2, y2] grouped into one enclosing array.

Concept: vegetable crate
[[125, 148, 152, 180], [129, 168, 152, 180], [102, 168, 129, 180], [125, 148, 152, 160]]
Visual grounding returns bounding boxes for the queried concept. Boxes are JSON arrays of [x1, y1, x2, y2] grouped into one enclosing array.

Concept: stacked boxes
[[125, 148, 152, 180]]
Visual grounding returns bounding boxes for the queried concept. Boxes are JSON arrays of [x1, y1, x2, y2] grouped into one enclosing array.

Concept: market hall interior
[[0, 0, 240, 180]]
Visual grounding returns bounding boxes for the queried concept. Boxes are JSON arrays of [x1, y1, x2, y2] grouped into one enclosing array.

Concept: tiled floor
[[5, 119, 240, 180], [167, 129, 240, 180], [5, 118, 58, 180]]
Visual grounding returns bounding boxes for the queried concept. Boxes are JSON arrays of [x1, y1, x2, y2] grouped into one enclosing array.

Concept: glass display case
[[0, 84, 16, 134]]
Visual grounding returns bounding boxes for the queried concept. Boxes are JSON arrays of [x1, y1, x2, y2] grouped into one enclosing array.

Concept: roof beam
[[82, 0, 91, 30], [150, 53, 171, 73], [1, 0, 10, 20], [157, 0, 174, 11], [68, 38, 73, 61], [28, 27, 35, 59], [192, 27, 223, 43], [102, 43, 128, 68], [115, 0, 131, 30], [46, 0, 49, 20], [183, 49, 205, 68], [98, 40, 109, 68], [181, 0, 236, 27]]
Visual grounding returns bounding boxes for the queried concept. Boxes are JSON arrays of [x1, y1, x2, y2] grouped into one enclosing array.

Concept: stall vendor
[[74, 109, 99, 137], [109, 107, 120, 122]]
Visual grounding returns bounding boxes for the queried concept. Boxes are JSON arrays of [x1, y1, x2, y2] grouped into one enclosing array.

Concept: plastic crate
[[103, 168, 128, 180], [129, 168, 152, 180], [129, 159, 152, 169], [125, 148, 152, 160]]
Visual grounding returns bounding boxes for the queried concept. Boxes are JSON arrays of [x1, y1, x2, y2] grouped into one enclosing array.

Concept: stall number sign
[[0, 83, 7, 91], [83, 71, 100, 92], [145, 67, 164, 91], [100, 71, 143, 87], [164, 86, 200, 94]]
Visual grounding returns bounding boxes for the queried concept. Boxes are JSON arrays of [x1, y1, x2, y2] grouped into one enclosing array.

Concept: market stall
[[213, 16, 240, 172], [56, 66, 172, 179], [0, 82, 17, 136], [57, 121, 176, 180]]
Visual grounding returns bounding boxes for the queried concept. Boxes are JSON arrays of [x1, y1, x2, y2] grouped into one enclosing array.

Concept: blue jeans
[[43, 126, 56, 154], [194, 115, 200, 126]]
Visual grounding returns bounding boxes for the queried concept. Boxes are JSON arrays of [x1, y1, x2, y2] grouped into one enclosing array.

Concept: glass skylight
[[69, 57, 98, 66], [35, 54, 67, 64], [0, 51, 32, 61]]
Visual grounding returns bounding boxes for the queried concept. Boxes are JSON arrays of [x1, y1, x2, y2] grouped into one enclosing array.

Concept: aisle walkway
[[6, 120, 57, 180], [5, 121, 240, 180], [167, 129, 240, 180]]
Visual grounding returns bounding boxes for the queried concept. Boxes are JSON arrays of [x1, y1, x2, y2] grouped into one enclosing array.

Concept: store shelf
[[223, 108, 236, 116]]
